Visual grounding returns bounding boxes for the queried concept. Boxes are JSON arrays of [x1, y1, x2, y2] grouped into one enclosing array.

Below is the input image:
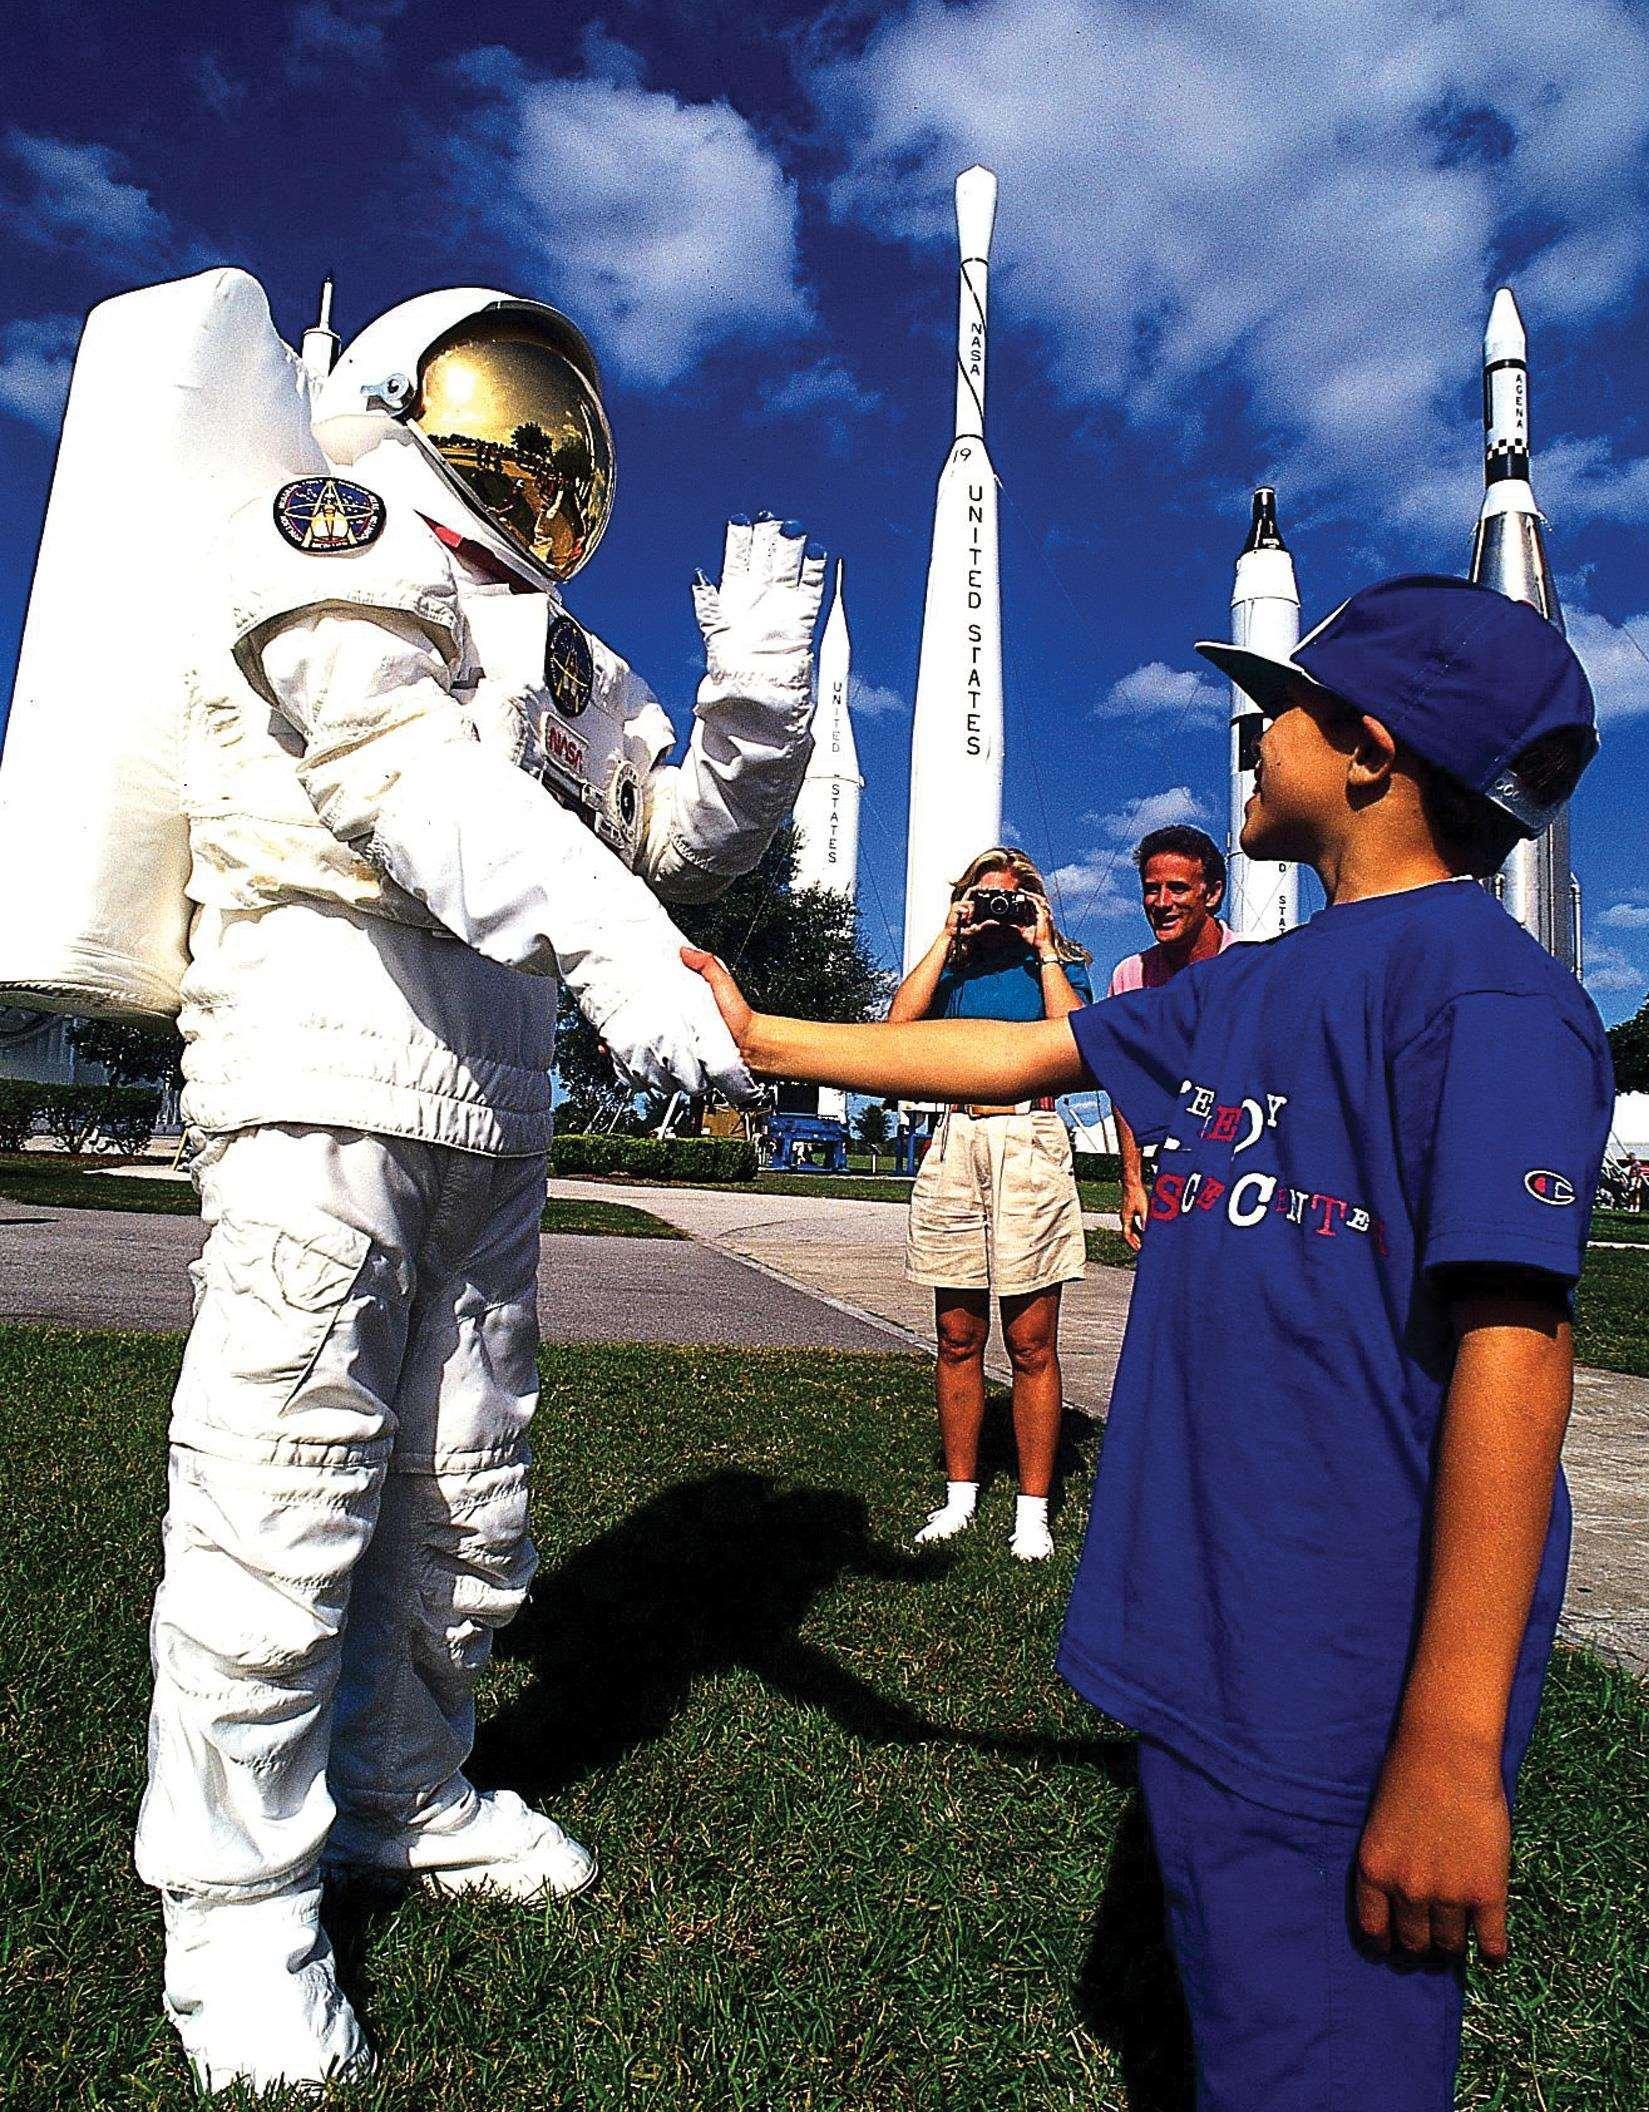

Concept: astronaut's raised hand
[[692, 515, 827, 707], [596, 956, 758, 1105]]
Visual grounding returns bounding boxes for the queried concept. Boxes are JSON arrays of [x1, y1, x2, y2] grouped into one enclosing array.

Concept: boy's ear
[[1348, 713, 1399, 792]]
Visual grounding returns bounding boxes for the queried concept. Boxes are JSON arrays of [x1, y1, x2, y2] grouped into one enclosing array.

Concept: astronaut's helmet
[[312, 288, 614, 583]]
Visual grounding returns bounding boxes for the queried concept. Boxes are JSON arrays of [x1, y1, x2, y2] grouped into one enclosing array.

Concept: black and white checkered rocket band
[[1483, 357, 1530, 483]]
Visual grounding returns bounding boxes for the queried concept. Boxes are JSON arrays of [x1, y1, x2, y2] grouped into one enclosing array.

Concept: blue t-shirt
[[934, 951, 1093, 1021], [1061, 880, 1613, 1823]]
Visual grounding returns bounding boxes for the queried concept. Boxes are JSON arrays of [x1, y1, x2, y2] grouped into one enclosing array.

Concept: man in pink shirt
[[1109, 826, 1240, 1245]]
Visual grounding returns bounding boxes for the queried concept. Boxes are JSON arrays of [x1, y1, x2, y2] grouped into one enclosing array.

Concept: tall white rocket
[[1226, 487, 1300, 939], [792, 561, 861, 898], [902, 165, 1004, 970], [1468, 287, 1580, 972]]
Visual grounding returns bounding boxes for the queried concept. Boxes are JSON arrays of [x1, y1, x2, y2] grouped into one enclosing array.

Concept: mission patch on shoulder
[[273, 477, 386, 553], [545, 613, 594, 718]]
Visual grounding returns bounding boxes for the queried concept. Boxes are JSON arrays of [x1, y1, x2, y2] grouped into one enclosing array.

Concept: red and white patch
[[1524, 1169, 1576, 1206]]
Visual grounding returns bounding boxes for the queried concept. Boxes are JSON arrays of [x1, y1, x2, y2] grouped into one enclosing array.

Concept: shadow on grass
[[1077, 1774, 1195, 2112]]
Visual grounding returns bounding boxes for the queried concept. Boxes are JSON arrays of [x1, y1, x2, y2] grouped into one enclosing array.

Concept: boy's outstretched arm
[[683, 949, 1089, 1102], [1354, 1281, 1572, 1968]]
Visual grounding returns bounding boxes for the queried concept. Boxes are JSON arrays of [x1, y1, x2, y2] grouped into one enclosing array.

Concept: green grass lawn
[[0, 1158, 677, 1241], [1592, 1208, 1649, 1247], [1088, 1228, 1649, 1379], [539, 1197, 681, 1239], [3, 1327, 1645, 2109]]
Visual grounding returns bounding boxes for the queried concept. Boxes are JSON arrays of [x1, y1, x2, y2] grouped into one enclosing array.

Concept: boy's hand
[[682, 947, 753, 1051], [1354, 1729, 1510, 1966], [1119, 1176, 1149, 1252]]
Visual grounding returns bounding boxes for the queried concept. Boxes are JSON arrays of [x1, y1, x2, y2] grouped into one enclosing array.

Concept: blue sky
[[4, 0, 1648, 1019]]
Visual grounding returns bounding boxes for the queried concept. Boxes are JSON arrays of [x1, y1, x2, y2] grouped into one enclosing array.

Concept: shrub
[[37, 1084, 104, 1155], [1076, 1151, 1123, 1183], [548, 1133, 758, 1184], [94, 1086, 163, 1156], [32, 1083, 162, 1156], [0, 1080, 49, 1154]]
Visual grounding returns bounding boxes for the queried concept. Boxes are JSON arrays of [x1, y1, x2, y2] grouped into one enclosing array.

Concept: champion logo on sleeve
[[1524, 1169, 1576, 1206]]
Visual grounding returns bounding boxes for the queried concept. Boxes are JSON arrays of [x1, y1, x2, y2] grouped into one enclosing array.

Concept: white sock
[[914, 1480, 977, 1544], [1011, 1493, 1054, 1560]]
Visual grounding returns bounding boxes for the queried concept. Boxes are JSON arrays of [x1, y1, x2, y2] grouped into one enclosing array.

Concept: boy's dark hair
[[1409, 727, 1593, 879], [1135, 825, 1227, 897]]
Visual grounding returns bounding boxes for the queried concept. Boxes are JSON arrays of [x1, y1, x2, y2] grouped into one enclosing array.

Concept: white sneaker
[[162, 1884, 374, 2097], [914, 1500, 976, 1546], [1010, 1515, 1055, 1562], [327, 1787, 598, 1903]]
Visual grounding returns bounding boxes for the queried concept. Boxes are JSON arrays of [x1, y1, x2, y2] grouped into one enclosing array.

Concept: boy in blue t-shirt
[[686, 576, 1612, 2108]]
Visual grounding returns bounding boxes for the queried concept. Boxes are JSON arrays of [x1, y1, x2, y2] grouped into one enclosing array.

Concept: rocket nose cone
[[1485, 287, 1526, 364]]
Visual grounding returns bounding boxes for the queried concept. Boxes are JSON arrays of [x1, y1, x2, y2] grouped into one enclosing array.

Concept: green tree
[[1609, 1000, 1649, 1095], [66, 1017, 182, 1091], [853, 1103, 892, 1157]]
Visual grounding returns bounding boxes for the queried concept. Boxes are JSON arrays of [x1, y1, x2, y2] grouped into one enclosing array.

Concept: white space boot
[[162, 1882, 373, 2096], [326, 1786, 597, 1903]]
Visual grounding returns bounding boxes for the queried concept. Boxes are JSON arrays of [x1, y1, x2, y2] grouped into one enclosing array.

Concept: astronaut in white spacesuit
[[131, 289, 823, 2093]]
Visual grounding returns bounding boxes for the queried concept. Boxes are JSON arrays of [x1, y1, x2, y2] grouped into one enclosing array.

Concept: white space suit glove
[[692, 516, 827, 709], [596, 965, 757, 1105]]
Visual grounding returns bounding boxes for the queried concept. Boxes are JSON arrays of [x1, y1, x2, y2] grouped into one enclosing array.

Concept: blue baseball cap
[[1196, 574, 1598, 837]]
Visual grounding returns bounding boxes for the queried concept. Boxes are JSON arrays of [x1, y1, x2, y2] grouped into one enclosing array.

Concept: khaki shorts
[[905, 1109, 1087, 1296]]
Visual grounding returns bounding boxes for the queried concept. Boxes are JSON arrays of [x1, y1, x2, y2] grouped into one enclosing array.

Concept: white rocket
[[901, 165, 1005, 970], [791, 560, 861, 898], [1467, 287, 1580, 971], [1226, 487, 1301, 939]]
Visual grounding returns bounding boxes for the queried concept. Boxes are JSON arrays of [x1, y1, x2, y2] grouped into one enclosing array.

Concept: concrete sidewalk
[[550, 1178, 1649, 1677]]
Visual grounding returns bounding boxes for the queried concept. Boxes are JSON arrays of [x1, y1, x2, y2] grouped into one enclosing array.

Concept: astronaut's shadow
[[473, 1467, 989, 1800]]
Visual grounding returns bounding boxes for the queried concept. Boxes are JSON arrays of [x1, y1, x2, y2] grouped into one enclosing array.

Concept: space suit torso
[[176, 454, 808, 1155]]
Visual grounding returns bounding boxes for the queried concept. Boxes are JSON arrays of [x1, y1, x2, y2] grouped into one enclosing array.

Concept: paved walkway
[[550, 1180, 1649, 1677], [0, 1201, 902, 1356]]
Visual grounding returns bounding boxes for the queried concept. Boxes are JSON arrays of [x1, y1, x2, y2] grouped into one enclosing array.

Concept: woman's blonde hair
[[948, 845, 1092, 965]]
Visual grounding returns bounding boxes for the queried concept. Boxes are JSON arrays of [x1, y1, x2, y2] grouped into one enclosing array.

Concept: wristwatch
[[1036, 952, 1061, 967]]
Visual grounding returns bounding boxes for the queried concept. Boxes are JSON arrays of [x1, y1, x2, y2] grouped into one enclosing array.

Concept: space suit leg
[[136, 1123, 433, 2090], [323, 1149, 596, 1900]]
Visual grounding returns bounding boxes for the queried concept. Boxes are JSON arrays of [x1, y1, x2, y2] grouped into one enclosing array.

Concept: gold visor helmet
[[411, 300, 614, 581]]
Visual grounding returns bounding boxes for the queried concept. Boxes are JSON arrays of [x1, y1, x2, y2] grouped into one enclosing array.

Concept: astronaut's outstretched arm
[[257, 609, 753, 1101], [638, 517, 826, 905]]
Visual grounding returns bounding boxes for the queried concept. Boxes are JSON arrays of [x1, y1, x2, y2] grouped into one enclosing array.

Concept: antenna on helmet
[[301, 275, 340, 382]]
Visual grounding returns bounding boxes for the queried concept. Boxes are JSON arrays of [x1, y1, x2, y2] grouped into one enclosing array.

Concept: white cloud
[[1565, 606, 1649, 723], [1583, 936, 1647, 996], [1044, 848, 1139, 923], [284, 0, 403, 83], [809, 0, 1649, 529], [1093, 786, 1211, 842], [0, 130, 177, 265], [848, 675, 905, 718], [1098, 660, 1227, 723], [1538, 438, 1649, 529], [445, 44, 811, 388], [190, 50, 247, 118], [760, 358, 883, 454], [0, 314, 77, 431], [1600, 903, 1649, 929]]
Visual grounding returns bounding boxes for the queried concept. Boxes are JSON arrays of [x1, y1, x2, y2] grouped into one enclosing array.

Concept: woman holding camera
[[889, 848, 1091, 1560]]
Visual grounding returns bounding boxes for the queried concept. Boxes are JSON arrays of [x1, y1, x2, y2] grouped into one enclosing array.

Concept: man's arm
[[685, 949, 1087, 1102], [1115, 1111, 1148, 1251], [1354, 1281, 1572, 1965]]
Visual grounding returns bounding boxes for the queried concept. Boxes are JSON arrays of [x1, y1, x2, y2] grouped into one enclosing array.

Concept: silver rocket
[[902, 165, 1005, 970], [792, 560, 862, 899], [1468, 287, 1581, 971], [1226, 487, 1301, 939]]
